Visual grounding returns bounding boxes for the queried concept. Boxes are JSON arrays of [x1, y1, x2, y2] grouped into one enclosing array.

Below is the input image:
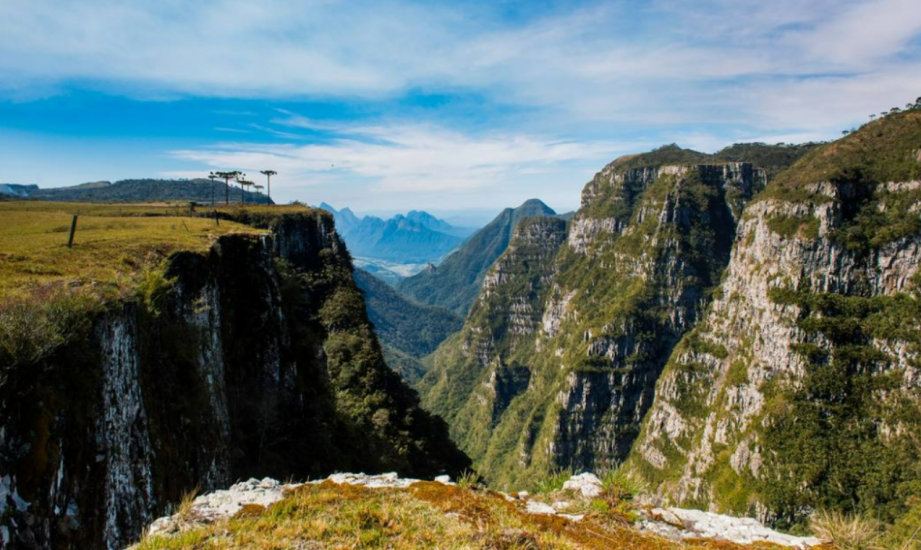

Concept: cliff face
[[629, 112, 921, 526], [0, 211, 468, 550], [422, 160, 765, 488]]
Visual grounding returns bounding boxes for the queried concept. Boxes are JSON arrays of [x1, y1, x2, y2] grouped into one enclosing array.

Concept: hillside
[[353, 267, 463, 383], [627, 108, 921, 528], [0, 202, 468, 549], [398, 198, 558, 316], [23, 178, 273, 204]]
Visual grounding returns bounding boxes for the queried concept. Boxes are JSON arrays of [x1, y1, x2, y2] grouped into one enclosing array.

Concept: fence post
[[67, 215, 78, 248]]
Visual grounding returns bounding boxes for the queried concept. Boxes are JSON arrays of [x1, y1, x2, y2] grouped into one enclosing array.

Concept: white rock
[[525, 501, 557, 515], [639, 507, 821, 548], [562, 473, 603, 498], [434, 475, 451, 484]]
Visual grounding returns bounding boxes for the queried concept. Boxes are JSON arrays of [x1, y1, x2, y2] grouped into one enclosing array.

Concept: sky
[[1, 0, 920, 217]]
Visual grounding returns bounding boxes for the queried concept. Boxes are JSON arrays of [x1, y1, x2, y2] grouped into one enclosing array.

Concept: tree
[[214, 171, 242, 205], [870, 114, 877, 120], [842, 130, 850, 136], [208, 172, 218, 207], [236, 177, 254, 205], [260, 170, 277, 204]]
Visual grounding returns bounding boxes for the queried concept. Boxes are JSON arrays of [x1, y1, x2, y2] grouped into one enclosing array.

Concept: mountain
[[627, 109, 921, 527], [397, 199, 557, 316], [319, 202, 360, 233], [406, 210, 477, 237], [319, 205, 466, 265], [19, 178, 273, 204], [353, 267, 463, 383], [417, 141, 825, 491], [0, 204, 468, 549]]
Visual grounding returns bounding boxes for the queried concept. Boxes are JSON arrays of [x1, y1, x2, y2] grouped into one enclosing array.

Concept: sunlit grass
[[0, 201, 278, 297], [134, 481, 792, 550]]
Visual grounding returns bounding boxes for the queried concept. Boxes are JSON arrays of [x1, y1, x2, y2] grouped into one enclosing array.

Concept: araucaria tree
[[260, 170, 277, 203], [214, 171, 242, 205]]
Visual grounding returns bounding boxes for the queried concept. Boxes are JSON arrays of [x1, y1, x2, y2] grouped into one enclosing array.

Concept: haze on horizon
[[1, 0, 920, 214]]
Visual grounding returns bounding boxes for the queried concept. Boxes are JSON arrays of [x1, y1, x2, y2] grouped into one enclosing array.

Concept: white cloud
[[169, 123, 634, 206], [2, 0, 919, 130]]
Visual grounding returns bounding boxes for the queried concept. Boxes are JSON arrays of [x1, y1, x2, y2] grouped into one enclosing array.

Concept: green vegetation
[[609, 142, 820, 182], [710, 142, 824, 182], [353, 267, 462, 381], [762, 286, 921, 528], [767, 110, 921, 200], [765, 213, 820, 240]]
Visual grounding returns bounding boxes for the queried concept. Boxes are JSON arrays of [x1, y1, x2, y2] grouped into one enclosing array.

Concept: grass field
[[0, 201, 308, 298]]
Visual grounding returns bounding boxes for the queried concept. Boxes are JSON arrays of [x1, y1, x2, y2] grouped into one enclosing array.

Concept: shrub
[[811, 510, 882, 550], [533, 467, 572, 494], [0, 286, 100, 372], [598, 465, 644, 502]]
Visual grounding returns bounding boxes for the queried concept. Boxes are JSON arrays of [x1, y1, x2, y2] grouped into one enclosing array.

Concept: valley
[[2, 107, 921, 550]]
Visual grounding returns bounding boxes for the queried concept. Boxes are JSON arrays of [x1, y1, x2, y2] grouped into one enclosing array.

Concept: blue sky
[[1, 0, 920, 216]]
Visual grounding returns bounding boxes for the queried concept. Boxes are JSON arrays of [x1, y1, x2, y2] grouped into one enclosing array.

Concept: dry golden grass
[[811, 511, 883, 550], [0, 201, 272, 298], [135, 481, 793, 550]]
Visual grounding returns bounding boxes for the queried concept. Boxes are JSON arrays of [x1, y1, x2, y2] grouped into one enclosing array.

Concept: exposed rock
[[525, 501, 558, 515], [639, 508, 821, 548], [562, 473, 603, 498]]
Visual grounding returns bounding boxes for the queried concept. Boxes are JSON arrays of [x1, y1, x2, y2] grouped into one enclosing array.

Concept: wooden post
[[67, 215, 78, 248]]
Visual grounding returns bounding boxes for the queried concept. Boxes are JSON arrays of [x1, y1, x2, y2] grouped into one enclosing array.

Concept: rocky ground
[[139, 472, 821, 549]]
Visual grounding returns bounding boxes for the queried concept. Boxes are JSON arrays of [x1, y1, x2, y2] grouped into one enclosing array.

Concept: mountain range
[[319, 203, 475, 266]]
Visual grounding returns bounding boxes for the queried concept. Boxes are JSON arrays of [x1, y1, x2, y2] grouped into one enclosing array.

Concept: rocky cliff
[[628, 110, 921, 527], [421, 153, 769, 488], [0, 210, 469, 550]]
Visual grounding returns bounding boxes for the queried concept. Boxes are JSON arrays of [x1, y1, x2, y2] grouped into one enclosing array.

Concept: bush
[[533, 467, 573, 494], [811, 510, 882, 550], [598, 465, 644, 502], [0, 286, 100, 372]]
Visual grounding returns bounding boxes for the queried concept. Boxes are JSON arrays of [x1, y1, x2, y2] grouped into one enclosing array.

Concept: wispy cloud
[[169, 122, 634, 202], [1, 0, 920, 209], [2, 0, 918, 128]]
